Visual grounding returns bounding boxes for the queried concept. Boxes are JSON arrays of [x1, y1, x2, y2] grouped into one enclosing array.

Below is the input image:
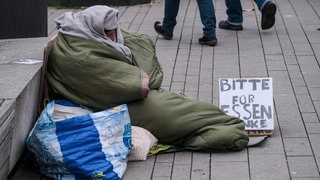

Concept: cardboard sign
[[219, 78, 274, 131]]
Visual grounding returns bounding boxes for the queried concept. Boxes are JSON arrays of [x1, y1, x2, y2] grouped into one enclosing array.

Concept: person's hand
[[140, 70, 150, 98]]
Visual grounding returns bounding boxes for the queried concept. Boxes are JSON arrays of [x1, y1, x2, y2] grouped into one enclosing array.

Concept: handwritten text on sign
[[219, 78, 274, 130]]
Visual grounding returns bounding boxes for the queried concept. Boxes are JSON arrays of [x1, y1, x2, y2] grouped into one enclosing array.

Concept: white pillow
[[128, 126, 158, 161]]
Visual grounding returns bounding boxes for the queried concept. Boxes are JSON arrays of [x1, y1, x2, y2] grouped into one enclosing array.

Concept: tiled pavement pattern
[[8, 0, 320, 179]]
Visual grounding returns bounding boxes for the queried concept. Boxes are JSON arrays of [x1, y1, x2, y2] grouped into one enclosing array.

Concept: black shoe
[[198, 36, 218, 46], [261, 1, 277, 30], [218, 20, 243, 31], [154, 21, 173, 40]]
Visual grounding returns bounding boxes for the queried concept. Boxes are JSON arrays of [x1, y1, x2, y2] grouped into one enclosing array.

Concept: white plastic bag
[[26, 100, 132, 180]]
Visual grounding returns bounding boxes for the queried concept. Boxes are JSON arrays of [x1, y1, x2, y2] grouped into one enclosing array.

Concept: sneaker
[[198, 36, 218, 46], [261, 1, 277, 30], [154, 21, 173, 40], [218, 20, 243, 31]]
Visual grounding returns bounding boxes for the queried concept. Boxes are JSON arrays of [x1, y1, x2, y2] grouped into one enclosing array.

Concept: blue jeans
[[225, 0, 270, 25], [162, 0, 216, 37]]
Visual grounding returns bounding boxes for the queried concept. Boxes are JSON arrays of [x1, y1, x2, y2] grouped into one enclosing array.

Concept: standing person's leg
[[196, 0, 218, 46], [162, 0, 180, 33], [219, 0, 243, 30], [154, 0, 180, 40], [254, 0, 277, 30]]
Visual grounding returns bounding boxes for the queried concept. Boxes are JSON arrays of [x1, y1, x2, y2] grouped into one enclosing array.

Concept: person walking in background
[[219, 0, 277, 30], [154, 0, 217, 46]]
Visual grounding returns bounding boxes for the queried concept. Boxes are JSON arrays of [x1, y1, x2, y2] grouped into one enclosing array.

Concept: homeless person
[[44, 5, 249, 151]]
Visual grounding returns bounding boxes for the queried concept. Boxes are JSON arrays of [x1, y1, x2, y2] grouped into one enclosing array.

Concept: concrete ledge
[[0, 64, 42, 176], [0, 99, 15, 178], [10, 69, 41, 171], [0, 8, 69, 179]]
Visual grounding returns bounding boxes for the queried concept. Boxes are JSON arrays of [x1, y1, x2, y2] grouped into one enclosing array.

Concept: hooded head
[[55, 5, 132, 61]]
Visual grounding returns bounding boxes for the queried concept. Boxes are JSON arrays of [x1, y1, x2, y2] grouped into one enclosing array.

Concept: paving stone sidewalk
[[8, 0, 320, 179]]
